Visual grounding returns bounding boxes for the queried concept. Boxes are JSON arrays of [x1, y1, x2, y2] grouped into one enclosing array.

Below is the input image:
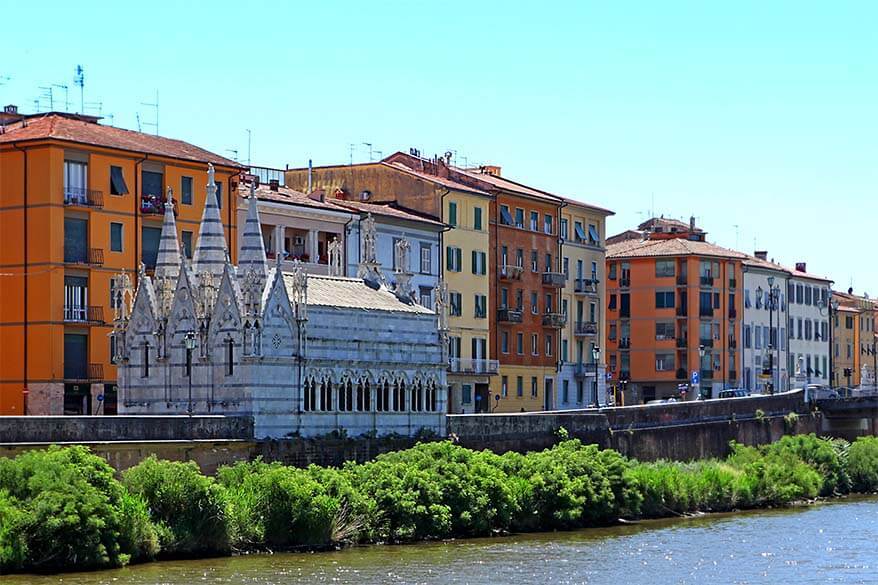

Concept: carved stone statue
[[328, 237, 343, 277], [290, 260, 308, 322], [434, 281, 449, 333], [394, 238, 411, 274], [362, 213, 377, 264]]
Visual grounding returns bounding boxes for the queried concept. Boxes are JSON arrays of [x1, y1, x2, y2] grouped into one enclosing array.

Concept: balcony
[[64, 188, 103, 208], [448, 358, 499, 375], [700, 276, 714, 286], [574, 278, 599, 295], [699, 306, 714, 317], [542, 312, 567, 328], [499, 265, 523, 281], [619, 337, 631, 349], [574, 321, 598, 336], [676, 368, 687, 380], [497, 308, 523, 323], [620, 277, 631, 288], [676, 275, 688, 286], [65, 248, 104, 266], [140, 193, 176, 215], [573, 362, 599, 379], [65, 362, 104, 381], [728, 307, 737, 319], [676, 337, 688, 348], [676, 306, 687, 317], [728, 338, 737, 349], [542, 271, 567, 288], [699, 338, 714, 348], [63, 305, 104, 324]]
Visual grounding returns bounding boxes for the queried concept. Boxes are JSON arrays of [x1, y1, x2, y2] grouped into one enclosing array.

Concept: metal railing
[[574, 278, 599, 294], [542, 312, 567, 328], [64, 248, 104, 266], [500, 265, 523, 280], [448, 358, 500, 375], [542, 271, 567, 287], [498, 308, 523, 323], [64, 187, 104, 208], [63, 305, 104, 324], [575, 321, 598, 336]]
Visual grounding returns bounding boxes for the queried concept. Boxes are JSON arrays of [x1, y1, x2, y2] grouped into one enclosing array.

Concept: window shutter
[[472, 250, 477, 274], [446, 246, 453, 270], [456, 248, 462, 272]]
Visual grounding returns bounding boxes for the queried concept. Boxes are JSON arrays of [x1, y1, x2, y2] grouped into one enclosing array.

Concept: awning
[[500, 207, 514, 225], [110, 166, 129, 195]]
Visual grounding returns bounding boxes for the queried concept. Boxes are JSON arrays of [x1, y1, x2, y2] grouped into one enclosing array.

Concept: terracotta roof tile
[[380, 162, 492, 196], [332, 199, 446, 227], [238, 183, 351, 213], [0, 114, 241, 168], [284, 273, 435, 314], [606, 237, 748, 260]]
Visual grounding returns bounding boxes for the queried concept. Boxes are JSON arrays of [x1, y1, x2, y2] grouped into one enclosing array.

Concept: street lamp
[[698, 344, 706, 399], [184, 331, 197, 416], [591, 345, 601, 407], [828, 298, 840, 388], [765, 276, 780, 395]]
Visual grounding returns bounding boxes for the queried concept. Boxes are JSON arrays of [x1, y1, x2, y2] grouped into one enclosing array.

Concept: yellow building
[[558, 199, 614, 407], [832, 290, 878, 387]]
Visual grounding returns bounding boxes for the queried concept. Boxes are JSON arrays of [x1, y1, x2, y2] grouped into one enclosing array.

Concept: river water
[[9, 497, 878, 584]]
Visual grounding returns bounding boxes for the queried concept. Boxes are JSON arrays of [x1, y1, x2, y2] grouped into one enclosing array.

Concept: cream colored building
[[558, 199, 614, 407]]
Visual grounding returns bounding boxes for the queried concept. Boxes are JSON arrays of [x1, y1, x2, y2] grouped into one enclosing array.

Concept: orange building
[[0, 107, 241, 415], [606, 222, 745, 403]]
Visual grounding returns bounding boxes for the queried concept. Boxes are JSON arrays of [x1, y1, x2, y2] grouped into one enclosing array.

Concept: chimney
[[308, 189, 325, 203], [334, 187, 346, 200], [4, 104, 18, 114], [849, 287, 854, 295], [689, 216, 696, 231], [269, 179, 279, 192], [480, 165, 502, 176], [795, 262, 807, 273], [754, 250, 768, 260]]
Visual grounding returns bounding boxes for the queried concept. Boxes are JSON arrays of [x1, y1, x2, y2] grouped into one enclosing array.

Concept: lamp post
[[184, 330, 197, 416], [829, 298, 839, 388], [592, 345, 601, 407], [766, 276, 780, 395], [698, 344, 706, 399]]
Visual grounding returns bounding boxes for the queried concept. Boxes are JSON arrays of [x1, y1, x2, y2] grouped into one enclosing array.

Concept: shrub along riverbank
[[2, 434, 878, 574]]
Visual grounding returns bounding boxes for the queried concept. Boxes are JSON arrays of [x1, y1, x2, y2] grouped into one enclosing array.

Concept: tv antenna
[[37, 86, 54, 111], [362, 142, 374, 161], [52, 84, 70, 111], [136, 113, 142, 132], [74, 65, 85, 113], [732, 224, 740, 250], [140, 90, 159, 135], [349, 143, 356, 165], [0, 75, 10, 86], [226, 149, 239, 162], [246, 129, 252, 166]]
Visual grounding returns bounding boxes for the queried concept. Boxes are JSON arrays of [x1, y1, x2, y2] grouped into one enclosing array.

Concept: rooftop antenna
[[460, 155, 469, 168], [141, 90, 159, 135], [373, 150, 383, 160], [74, 65, 84, 113], [0, 74, 10, 85], [732, 224, 740, 250], [246, 129, 252, 167], [362, 142, 373, 161], [135, 112, 142, 132], [349, 143, 356, 165], [226, 149, 239, 162], [38, 86, 53, 110], [52, 84, 69, 111], [84, 101, 102, 115]]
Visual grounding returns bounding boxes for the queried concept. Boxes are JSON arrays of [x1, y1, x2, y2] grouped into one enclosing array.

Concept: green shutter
[[446, 246, 453, 270], [456, 248, 462, 272], [472, 250, 477, 274]]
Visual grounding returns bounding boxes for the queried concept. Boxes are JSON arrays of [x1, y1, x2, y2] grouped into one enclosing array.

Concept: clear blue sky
[[2, 1, 875, 292]]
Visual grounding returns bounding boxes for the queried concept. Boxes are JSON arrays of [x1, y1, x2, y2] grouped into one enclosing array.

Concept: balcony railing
[[699, 306, 714, 317], [140, 193, 178, 215], [699, 338, 714, 348], [676, 306, 687, 317], [542, 312, 567, 328], [676, 275, 688, 286], [63, 305, 104, 324], [64, 188, 103, 208], [448, 358, 499, 375], [700, 276, 714, 286], [575, 321, 598, 336], [542, 271, 567, 288], [574, 362, 600, 379], [497, 308, 523, 323], [574, 278, 599, 295], [619, 337, 631, 349], [499, 265, 523, 281], [728, 339, 737, 349], [65, 362, 104, 381], [65, 248, 104, 266], [620, 276, 631, 288]]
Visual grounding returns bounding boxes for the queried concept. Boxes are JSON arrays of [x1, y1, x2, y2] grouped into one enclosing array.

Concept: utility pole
[[246, 129, 252, 167]]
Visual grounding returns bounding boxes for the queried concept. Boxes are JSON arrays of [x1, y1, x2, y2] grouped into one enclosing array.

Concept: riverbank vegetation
[[2, 434, 878, 574]]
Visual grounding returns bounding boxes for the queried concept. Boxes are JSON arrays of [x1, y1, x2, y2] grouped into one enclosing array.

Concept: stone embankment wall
[[0, 391, 818, 472]]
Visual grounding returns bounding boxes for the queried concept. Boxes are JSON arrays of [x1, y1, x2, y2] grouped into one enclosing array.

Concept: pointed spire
[[154, 186, 182, 281], [193, 163, 228, 279], [237, 182, 269, 282]]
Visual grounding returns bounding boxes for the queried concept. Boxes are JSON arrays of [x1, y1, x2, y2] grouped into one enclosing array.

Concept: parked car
[[718, 388, 749, 399]]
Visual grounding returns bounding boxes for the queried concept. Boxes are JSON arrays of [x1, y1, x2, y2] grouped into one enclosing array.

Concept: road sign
[[691, 370, 699, 385]]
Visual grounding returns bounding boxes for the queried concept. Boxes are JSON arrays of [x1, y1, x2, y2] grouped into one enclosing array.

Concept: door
[[475, 383, 490, 413], [544, 378, 555, 410]]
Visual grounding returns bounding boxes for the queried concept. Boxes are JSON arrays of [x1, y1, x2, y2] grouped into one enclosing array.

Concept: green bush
[[728, 442, 821, 505], [761, 434, 850, 496], [626, 460, 746, 517], [123, 457, 229, 557], [847, 436, 878, 492], [0, 445, 158, 573]]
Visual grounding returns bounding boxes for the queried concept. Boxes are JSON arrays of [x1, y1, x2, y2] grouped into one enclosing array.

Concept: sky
[[2, 1, 876, 292]]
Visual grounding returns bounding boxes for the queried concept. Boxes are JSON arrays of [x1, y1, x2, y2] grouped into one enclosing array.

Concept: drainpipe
[[133, 154, 149, 285], [12, 143, 28, 414], [342, 214, 354, 275]]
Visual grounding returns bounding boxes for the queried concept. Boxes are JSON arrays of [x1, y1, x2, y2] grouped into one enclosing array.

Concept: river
[[8, 497, 878, 584]]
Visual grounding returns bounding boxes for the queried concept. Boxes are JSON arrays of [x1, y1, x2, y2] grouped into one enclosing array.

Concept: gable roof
[[283, 273, 435, 314], [607, 237, 748, 260], [332, 199, 446, 228], [238, 182, 352, 214], [0, 114, 241, 168]]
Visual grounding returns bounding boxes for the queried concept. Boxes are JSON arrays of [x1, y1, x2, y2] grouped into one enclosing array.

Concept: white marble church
[[113, 166, 448, 438]]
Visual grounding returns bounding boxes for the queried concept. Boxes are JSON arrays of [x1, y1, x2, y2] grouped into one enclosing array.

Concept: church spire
[[237, 182, 268, 281], [154, 186, 181, 281], [192, 163, 228, 279]]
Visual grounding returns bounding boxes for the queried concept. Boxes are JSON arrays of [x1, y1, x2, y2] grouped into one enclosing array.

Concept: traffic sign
[[691, 370, 699, 385]]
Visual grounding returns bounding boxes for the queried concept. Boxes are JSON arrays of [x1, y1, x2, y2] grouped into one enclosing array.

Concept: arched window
[[426, 382, 437, 412], [410, 381, 423, 412], [356, 381, 370, 412], [225, 337, 234, 376], [377, 381, 390, 412], [394, 381, 406, 412], [141, 342, 150, 378], [320, 381, 333, 411], [339, 380, 354, 412]]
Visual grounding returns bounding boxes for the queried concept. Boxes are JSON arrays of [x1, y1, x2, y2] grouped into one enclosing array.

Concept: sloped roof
[[238, 183, 352, 214], [333, 199, 445, 227], [607, 237, 748, 260], [282, 273, 435, 314], [0, 114, 241, 168], [742, 255, 790, 273], [452, 166, 562, 203], [381, 161, 491, 196]]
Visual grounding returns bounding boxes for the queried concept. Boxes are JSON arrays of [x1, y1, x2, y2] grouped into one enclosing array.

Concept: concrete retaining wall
[[0, 415, 253, 443]]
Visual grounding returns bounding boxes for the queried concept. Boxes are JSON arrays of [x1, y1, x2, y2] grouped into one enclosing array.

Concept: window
[[587, 224, 600, 245], [745, 289, 751, 308], [501, 376, 509, 397], [419, 286, 432, 307], [501, 332, 509, 353], [448, 336, 462, 359], [514, 208, 524, 228], [181, 176, 193, 205], [653, 260, 673, 278], [608, 294, 617, 310], [531, 250, 538, 272], [574, 221, 585, 242], [805, 286, 813, 306], [531, 292, 538, 314], [530, 211, 539, 231], [609, 262, 617, 280], [562, 380, 569, 403], [141, 226, 162, 269], [655, 322, 675, 339], [743, 324, 752, 348], [420, 244, 432, 274], [516, 248, 524, 267], [450, 292, 462, 316], [560, 218, 569, 240], [531, 333, 538, 355], [474, 294, 487, 318], [142, 170, 163, 198], [655, 353, 673, 371], [110, 222, 123, 252], [500, 205, 513, 225], [448, 201, 458, 226], [225, 338, 234, 376], [516, 376, 524, 397], [182, 231, 193, 259], [215, 181, 223, 209], [64, 217, 88, 263], [141, 343, 150, 378], [462, 384, 472, 404], [473, 206, 482, 230], [655, 291, 675, 309], [446, 246, 462, 271], [64, 160, 88, 202], [796, 284, 804, 304], [544, 214, 553, 235], [545, 334, 553, 357], [515, 289, 523, 310], [531, 376, 538, 397], [545, 253, 552, 273], [516, 333, 524, 354], [471, 251, 486, 275], [110, 166, 128, 195], [562, 339, 569, 362]]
